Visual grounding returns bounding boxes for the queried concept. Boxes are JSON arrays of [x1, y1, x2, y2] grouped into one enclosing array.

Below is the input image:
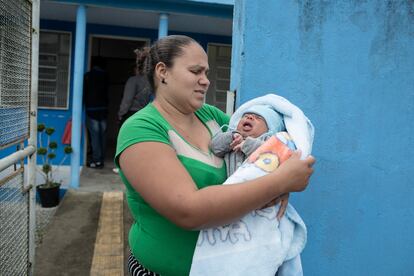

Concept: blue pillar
[[158, 13, 169, 38], [70, 5, 86, 189]]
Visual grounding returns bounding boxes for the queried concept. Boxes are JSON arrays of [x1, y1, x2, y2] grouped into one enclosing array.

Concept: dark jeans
[[86, 116, 106, 163]]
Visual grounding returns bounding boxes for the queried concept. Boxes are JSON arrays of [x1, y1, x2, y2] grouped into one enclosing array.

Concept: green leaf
[[48, 153, 56, 159], [64, 146, 73, 154], [42, 164, 51, 174], [37, 124, 45, 132], [49, 141, 58, 149], [45, 127, 55, 135], [38, 147, 47, 155]]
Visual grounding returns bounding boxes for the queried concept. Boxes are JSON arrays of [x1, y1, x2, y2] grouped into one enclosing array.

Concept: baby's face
[[236, 113, 268, 138]]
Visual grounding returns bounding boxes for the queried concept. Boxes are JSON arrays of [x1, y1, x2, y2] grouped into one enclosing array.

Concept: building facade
[[36, 0, 234, 187]]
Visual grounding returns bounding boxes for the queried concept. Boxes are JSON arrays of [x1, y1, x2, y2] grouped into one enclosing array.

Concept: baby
[[191, 94, 313, 275], [210, 104, 289, 177], [193, 104, 304, 276]]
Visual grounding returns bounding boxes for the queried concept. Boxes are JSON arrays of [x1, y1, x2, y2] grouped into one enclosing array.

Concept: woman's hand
[[274, 150, 316, 194], [260, 193, 289, 220]]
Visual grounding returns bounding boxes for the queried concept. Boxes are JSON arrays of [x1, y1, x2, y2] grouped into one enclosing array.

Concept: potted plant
[[36, 123, 72, 208]]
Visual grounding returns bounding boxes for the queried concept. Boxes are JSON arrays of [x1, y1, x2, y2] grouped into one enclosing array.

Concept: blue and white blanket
[[190, 94, 314, 276]]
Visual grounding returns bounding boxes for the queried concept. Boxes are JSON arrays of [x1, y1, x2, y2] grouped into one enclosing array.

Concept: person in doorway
[[113, 64, 151, 174], [115, 35, 315, 276], [117, 65, 151, 125], [83, 56, 109, 169]]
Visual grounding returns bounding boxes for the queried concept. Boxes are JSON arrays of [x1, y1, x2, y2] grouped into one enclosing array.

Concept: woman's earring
[[162, 79, 167, 84]]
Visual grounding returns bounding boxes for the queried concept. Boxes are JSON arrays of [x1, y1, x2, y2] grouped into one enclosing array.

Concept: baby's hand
[[260, 193, 289, 220], [230, 132, 243, 150], [233, 141, 245, 152], [276, 193, 289, 220]]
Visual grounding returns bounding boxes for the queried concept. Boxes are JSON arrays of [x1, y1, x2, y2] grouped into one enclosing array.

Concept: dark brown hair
[[134, 35, 197, 92]]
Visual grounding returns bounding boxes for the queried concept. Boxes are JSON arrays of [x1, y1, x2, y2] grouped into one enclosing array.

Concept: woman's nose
[[199, 74, 210, 86]]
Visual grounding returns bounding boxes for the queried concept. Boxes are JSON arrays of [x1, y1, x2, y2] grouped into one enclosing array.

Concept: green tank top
[[115, 103, 229, 275]]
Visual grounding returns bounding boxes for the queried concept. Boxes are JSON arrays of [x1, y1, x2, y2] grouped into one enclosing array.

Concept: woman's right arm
[[119, 142, 314, 230]]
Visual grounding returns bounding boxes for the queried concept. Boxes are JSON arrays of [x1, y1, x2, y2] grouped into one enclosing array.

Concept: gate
[[0, 0, 39, 275]]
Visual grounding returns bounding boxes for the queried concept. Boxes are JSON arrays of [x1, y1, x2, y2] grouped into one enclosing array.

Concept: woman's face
[[236, 113, 269, 138], [163, 42, 210, 112]]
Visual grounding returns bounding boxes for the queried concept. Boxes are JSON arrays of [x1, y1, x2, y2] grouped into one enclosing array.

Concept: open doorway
[[87, 35, 149, 165]]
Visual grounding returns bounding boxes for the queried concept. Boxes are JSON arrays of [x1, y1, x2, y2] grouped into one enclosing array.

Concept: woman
[[115, 35, 315, 276]]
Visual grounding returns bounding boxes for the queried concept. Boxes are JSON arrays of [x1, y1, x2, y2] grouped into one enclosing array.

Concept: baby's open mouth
[[242, 122, 253, 130]]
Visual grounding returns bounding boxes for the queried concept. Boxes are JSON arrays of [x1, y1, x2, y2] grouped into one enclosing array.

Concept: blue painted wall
[[232, 1, 414, 275]]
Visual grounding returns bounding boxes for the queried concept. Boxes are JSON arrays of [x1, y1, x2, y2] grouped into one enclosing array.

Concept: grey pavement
[[34, 161, 132, 276]]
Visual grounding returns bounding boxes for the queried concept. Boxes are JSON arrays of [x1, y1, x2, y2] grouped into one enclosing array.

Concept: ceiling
[[40, 1, 233, 36]]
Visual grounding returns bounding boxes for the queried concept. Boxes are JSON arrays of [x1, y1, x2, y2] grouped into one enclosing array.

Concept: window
[[206, 44, 231, 112], [38, 30, 71, 109]]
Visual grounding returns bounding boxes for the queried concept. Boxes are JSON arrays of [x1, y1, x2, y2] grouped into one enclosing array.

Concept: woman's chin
[[190, 98, 204, 110]]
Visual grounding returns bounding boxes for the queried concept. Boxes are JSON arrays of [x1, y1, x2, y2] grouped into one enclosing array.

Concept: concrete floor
[[34, 161, 133, 276]]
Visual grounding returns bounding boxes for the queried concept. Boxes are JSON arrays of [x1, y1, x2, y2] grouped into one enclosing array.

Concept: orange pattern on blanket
[[248, 135, 293, 171]]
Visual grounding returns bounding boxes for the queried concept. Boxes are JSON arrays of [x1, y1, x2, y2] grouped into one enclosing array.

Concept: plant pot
[[37, 183, 60, 208]]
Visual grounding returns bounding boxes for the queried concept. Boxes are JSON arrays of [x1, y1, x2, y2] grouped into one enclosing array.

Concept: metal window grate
[[0, 165, 29, 275], [206, 44, 231, 112], [0, 0, 32, 149]]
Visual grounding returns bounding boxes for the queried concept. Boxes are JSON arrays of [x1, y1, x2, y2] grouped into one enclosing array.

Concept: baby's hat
[[243, 104, 285, 135]]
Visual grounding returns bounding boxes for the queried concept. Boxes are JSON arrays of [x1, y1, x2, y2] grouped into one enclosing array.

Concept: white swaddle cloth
[[189, 94, 314, 276]]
